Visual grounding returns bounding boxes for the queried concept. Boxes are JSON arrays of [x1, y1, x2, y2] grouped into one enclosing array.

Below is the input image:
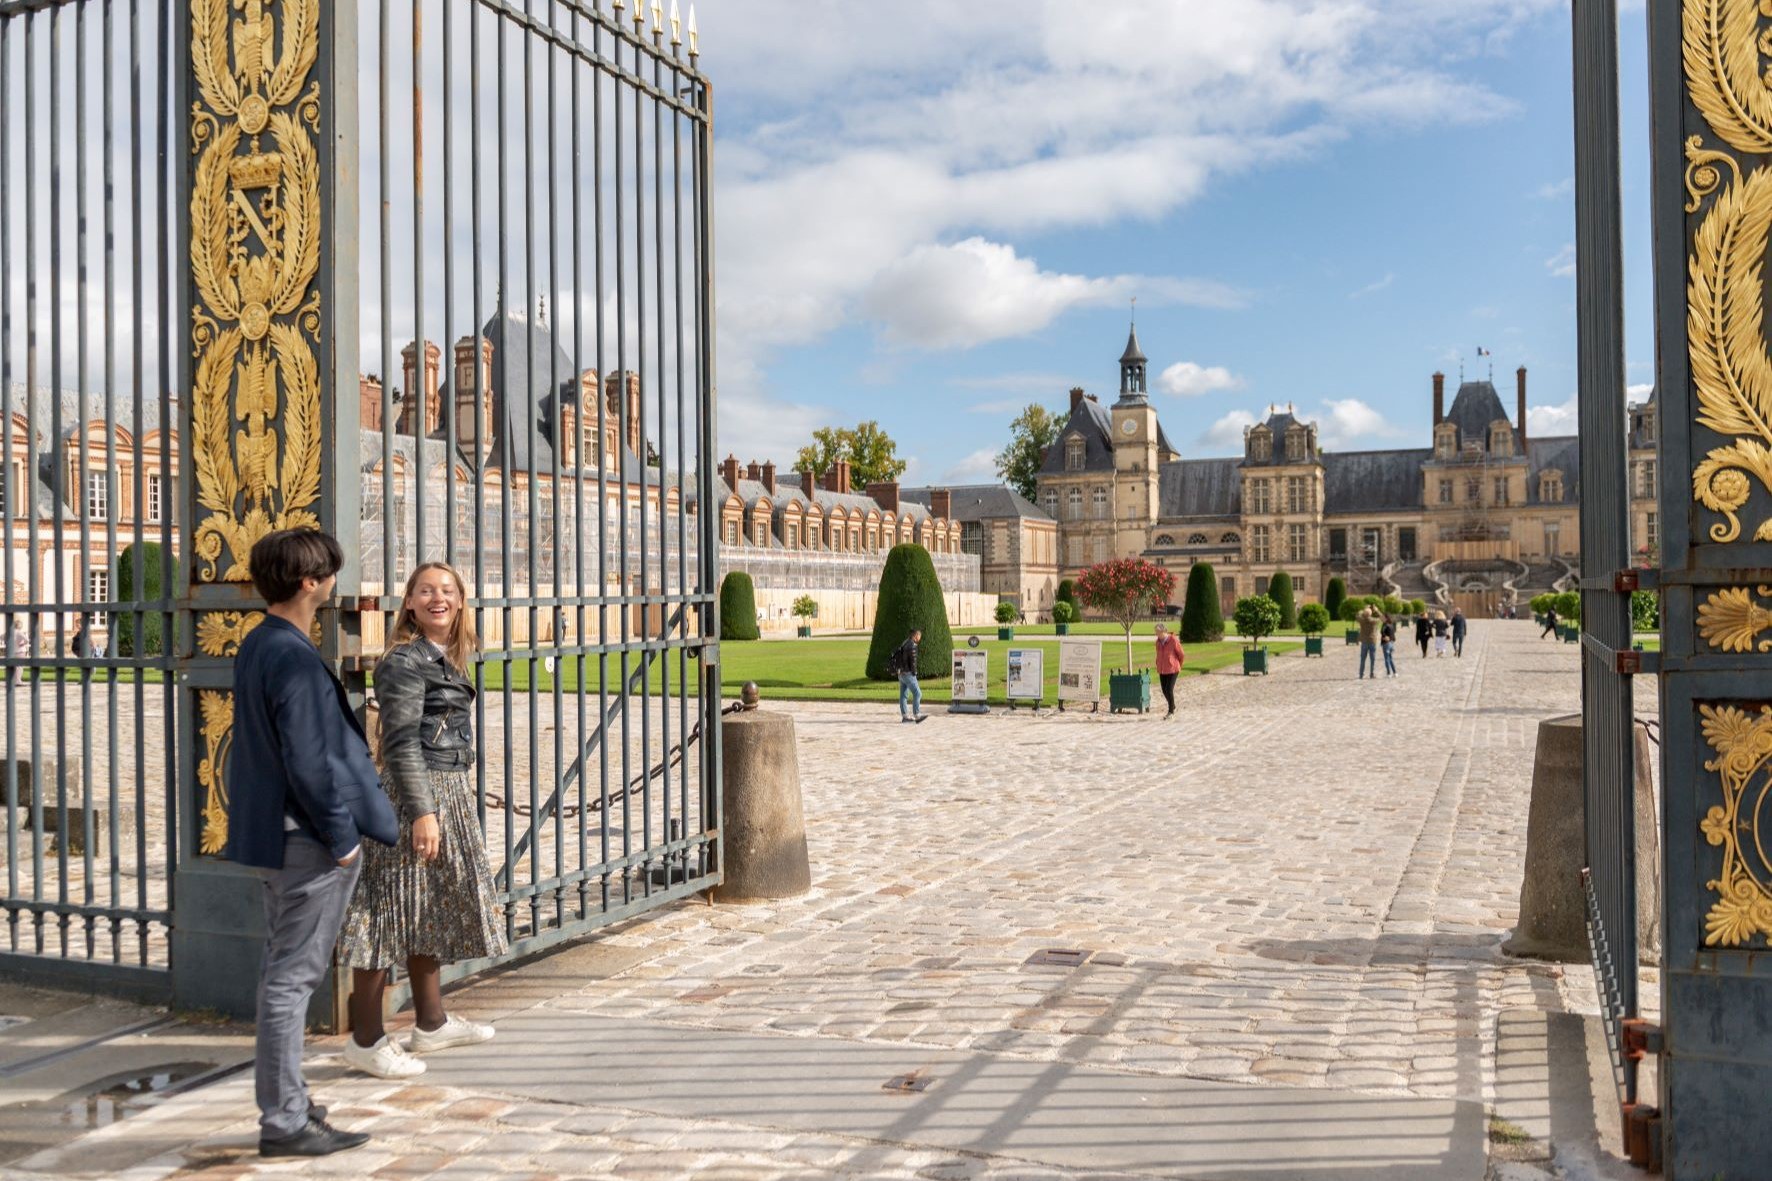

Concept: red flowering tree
[[1076, 558, 1177, 672]]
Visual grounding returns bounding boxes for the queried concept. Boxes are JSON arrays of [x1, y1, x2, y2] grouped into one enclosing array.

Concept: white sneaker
[[342, 1033, 426, 1078], [407, 1014, 496, 1054]]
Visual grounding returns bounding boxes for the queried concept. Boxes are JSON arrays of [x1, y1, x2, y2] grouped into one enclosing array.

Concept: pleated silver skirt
[[338, 769, 508, 970]]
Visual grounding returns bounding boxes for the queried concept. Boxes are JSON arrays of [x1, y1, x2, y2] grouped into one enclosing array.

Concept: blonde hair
[[391, 561, 480, 673]]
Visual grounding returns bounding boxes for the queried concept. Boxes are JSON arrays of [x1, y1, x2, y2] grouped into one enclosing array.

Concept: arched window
[[1221, 531, 1241, 544], [1154, 534, 1175, 547], [1065, 437, 1086, 472], [1187, 533, 1208, 545]]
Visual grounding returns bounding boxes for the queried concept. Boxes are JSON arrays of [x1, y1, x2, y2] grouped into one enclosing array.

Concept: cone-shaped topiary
[[1057, 579, 1077, 609], [867, 544, 952, 680], [1180, 562, 1224, 643], [114, 542, 168, 656], [719, 572, 760, 641], [1325, 577, 1346, 624], [1268, 571, 1296, 630]]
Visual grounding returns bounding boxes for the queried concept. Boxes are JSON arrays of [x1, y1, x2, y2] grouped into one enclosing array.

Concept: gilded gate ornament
[[1698, 704, 1772, 945], [188, 0, 323, 583], [195, 610, 265, 658], [196, 690, 236, 855]]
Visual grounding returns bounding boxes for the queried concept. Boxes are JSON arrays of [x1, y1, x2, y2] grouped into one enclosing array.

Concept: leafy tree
[[1631, 590, 1659, 632], [994, 404, 1064, 502], [1381, 595, 1406, 616], [1233, 595, 1282, 649], [1337, 599, 1362, 623], [1268, 571, 1296, 630], [114, 542, 171, 657], [794, 421, 907, 488], [791, 594, 818, 620], [1051, 600, 1078, 625], [867, 544, 952, 679], [1554, 590, 1582, 623], [1324, 577, 1347, 623], [994, 600, 1018, 624], [1077, 557, 1176, 671], [1297, 603, 1330, 635], [1180, 562, 1224, 643], [1409, 599, 1427, 615], [719, 573, 760, 641]]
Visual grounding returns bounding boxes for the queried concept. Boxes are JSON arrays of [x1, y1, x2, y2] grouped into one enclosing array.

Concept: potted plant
[[1298, 603, 1330, 657], [1338, 598, 1362, 643], [1235, 595, 1281, 674], [1555, 591, 1582, 642], [995, 599, 1018, 640], [1051, 599, 1077, 636], [791, 594, 818, 638], [1077, 558, 1176, 713]]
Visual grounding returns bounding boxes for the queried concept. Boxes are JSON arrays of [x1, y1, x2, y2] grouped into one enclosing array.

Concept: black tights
[[1159, 672, 1177, 713], [349, 955, 445, 1048]]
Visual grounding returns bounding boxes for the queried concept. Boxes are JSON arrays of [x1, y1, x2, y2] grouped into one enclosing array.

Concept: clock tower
[[1110, 323, 1161, 555]]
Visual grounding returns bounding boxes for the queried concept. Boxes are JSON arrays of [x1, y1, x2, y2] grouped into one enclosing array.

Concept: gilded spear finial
[[633, 0, 646, 29], [670, 0, 682, 47], [687, 6, 698, 59], [651, 0, 664, 40]]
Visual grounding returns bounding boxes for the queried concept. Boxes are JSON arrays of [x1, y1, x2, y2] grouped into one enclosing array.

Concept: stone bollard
[[1504, 713, 1659, 962], [716, 684, 811, 902]]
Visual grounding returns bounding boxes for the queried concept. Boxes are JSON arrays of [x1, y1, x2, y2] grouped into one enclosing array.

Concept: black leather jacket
[[375, 638, 476, 818]]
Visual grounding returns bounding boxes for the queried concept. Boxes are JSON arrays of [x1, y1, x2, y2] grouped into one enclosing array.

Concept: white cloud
[[1198, 409, 1259, 452], [1156, 361, 1245, 397], [1529, 397, 1578, 435], [1627, 382, 1654, 403], [1533, 178, 1574, 199], [861, 238, 1241, 350], [1546, 244, 1577, 278], [942, 448, 1003, 484], [1317, 397, 1406, 448], [1349, 273, 1395, 299]]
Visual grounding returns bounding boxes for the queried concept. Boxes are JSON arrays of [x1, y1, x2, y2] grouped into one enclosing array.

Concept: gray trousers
[[256, 832, 361, 1138]]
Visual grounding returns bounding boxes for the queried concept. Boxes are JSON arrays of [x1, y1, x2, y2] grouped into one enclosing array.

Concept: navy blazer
[[223, 614, 398, 869]]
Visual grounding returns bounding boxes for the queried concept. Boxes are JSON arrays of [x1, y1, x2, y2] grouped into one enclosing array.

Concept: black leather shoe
[[308, 1102, 328, 1123], [260, 1116, 369, 1158]]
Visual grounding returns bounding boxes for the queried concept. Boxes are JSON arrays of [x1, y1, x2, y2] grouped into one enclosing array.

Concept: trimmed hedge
[[719, 572, 760, 641], [1056, 579, 1077, 608], [1297, 603, 1330, 635], [1268, 571, 1296, 630], [1180, 562, 1224, 643], [1324, 577, 1347, 623], [866, 544, 953, 680], [113, 542, 170, 656]]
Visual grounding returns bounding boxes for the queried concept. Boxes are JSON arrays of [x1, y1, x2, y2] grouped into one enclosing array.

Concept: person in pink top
[[1153, 623, 1185, 720]]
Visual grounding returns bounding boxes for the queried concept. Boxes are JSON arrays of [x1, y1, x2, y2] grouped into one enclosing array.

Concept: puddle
[[56, 1061, 213, 1130]]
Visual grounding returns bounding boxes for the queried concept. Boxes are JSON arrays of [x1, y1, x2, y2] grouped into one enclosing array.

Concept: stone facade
[[901, 484, 1059, 614], [1037, 331, 1660, 613]]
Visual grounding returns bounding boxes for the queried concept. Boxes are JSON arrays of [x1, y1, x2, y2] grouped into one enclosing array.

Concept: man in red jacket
[[1154, 623, 1185, 719]]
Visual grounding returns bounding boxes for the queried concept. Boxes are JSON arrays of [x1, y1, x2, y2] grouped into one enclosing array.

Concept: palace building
[[1036, 329, 1660, 615]]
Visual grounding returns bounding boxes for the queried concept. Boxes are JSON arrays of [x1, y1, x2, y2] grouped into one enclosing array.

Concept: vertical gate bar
[[73, 0, 94, 959], [521, 0, 540, 936], [128, 0, 147, 963], [649, 23, 669, 887], [412, 0, 426, 582], [469, 0, 488, 837], [1572, 0, 1637, 1111], [633, 18, 650, 894], [696, 76, 718, 878], [24, 5, 43, 955], [497, 0, 516, 942], [613, 14, 630, 908], [101, 0, 121, 964], [569, 0, 588, 920], [0, 9, 16, 954], [155, 0, 177, 958], [442, 0, 457, 573], [594, 12, 610, 916], [49, 3, 69, 957], [671, 41, 687, 883], [547, 0, 566, 928], [380, 0, 395, 606]]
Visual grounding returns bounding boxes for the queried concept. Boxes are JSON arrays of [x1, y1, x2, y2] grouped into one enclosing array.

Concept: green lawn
[[481, 635, 1302, 705]]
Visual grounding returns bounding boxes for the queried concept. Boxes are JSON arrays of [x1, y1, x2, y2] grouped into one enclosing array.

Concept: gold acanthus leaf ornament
[[1686, 140, 1772, 542], [196, 689, 236, 855], [1698, 703, 1772, 946], [1684, 0, 1772, 156], [196, 611, 266, 658], [1697, 585, 1772, 651], [188, 0, 324, 583]]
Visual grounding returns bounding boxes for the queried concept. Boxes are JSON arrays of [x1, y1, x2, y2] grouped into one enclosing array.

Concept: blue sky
[[702, 0, 1656, 486]]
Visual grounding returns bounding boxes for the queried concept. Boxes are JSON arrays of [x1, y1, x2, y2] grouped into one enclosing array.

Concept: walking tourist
[[1380, 613, 1398, 677], [1451, 608, 1467, 657], [224, 529, 397, 1159], [1153, 623, 1184, 718], [1414, 611, 1432, 658], [1540, 605, 1560, 639], [8, 617, 27, 685], [1432, 610, 1450, 656], [1356, 604, 1380, 679], [892, 626, 927, 723], [70, 616, 90, 659], [340, 562, 506, 1079]]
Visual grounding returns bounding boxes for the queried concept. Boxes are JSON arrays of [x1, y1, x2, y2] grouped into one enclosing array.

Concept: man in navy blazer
[[224, 529, 397, 1159]]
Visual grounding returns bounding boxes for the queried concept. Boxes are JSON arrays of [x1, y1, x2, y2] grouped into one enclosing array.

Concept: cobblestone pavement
[[18, 620, 1613, 1180]]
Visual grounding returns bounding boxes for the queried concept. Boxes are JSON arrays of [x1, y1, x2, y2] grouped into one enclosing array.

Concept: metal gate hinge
[[1613, 569, 1640, 593], [1621, 1018, 1662, 1058]]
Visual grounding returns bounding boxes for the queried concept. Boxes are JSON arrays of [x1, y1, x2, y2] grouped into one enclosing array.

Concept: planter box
[[1108, 671, 1150, 713], [796, 625, 812, 637], [998, 627, 1014, 641], [1561, 625, 1580, 643], [1243, 648, 1270, 675], [1054, 623, 1070, 636], [1304, 635, 1324, 657], [1344, 628, 1358, 645]]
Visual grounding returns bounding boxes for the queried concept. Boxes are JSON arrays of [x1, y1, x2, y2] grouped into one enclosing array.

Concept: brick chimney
[[401, 339, 442, 435], [800, 468, 816, 500], [1432, 371, 1445, 425], [1070, 386, 1086, 415], [557, 398, 580, 467], [360, 373, 384, 431], [824, 460, 851, 494], [719, 454, 740, 490], [929, 488, 952, 521], [452, 335, 494, 463], [866, 481, 899, 514], [746, 460, 763, 483], [1516, 366, 1528, 452], [761, 461, 776, 495]]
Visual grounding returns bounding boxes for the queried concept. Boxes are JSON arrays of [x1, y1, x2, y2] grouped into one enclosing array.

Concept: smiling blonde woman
[[337, 562, 506, 1078]]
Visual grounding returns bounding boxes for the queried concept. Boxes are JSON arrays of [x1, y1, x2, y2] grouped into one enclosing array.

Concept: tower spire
[[1117, 307, 1148, 402]]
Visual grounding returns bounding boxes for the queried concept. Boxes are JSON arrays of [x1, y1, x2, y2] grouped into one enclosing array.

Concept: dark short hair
[[249, 529, 343, 605]]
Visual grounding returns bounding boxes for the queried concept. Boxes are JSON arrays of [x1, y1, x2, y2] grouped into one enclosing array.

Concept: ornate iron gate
[[1, 0, 719, 1014], [1644, 0, 1772, 1172], [0, 0, 182, 1001]]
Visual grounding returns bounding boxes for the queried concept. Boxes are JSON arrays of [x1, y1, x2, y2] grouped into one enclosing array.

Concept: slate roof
[[901, 484, 1051, 522], [1322, 448, 1432, 513], [1157, 458, 1241, 518], [1526, 435, 1579, 504], [2, 382, 175, 521], [1444, 380, 1514, 447], [1039, 397, 1117, 475], [1119, 325, 1147, 365], [1241, 410, 1317, 467]]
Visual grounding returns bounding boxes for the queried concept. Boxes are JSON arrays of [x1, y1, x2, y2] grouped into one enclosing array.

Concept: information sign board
[[1056, 638, 1101, 704], [1006, 648, 1044, 702], [951, 649, 990, 703]]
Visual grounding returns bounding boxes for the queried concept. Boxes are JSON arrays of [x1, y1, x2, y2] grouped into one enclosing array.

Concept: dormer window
[[1539, 469, 1564, 502], [1249, 428, 1271, 462], [1435, 423, 1457, 458], [1065, 436, 1086, 472], [1489, 422, 1514, 457], [1285, 428, 1305, 462]]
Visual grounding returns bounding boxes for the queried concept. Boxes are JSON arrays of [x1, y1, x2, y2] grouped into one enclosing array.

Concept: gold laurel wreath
[[1700, 704, 1772, 946]]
